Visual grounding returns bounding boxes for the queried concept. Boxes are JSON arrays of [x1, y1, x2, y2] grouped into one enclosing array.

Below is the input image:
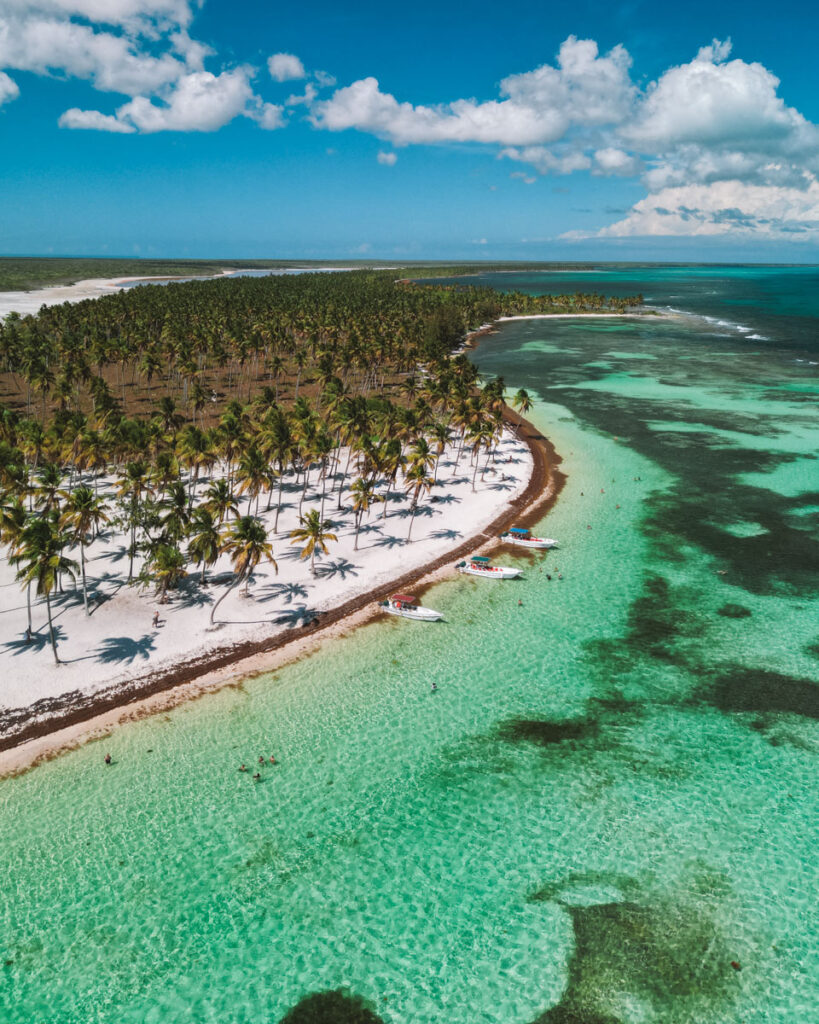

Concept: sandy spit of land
[[0, 413, 562, 776], [0, 268, 362, 319], [0, 273, 230, 318]]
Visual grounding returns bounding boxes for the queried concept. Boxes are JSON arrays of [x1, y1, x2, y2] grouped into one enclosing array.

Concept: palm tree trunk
[[26, 583, 32, 633], [210, 573, 242, 626], [80, 543, 89, 615], [406, 504, 417, 543], [45, 592, 60, 665], [274, 472, 285, 533]]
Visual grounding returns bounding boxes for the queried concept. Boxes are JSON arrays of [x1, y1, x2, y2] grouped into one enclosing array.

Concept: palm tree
[[146, 542, 186, 603], [202, 478, 239, 526], [512, 388, 532, 417], [34, 463, 65, 515], [2, 498, 33, 633], [404, 462, 433, 543], [116, 459, 151, 582], [236, 444, 270, 516], [160, 480, 192, 544], [59, 485, 110, 615], [289, 508, 338, 576], [210, 516, 276, 625], [349, 476, 381, 551], [187, 507, 220, 584], [15, 518, 78, 665]]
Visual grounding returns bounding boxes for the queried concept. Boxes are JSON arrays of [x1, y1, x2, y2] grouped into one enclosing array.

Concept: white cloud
[[377, 150, 397, 165], [0, 70, 19, 106], [313, 69, 336, 89], [500, 146, 591, 175], [267, 52, 305, 82], [62, 68, 260, 133], [1, 0, 196, 31], [627, 43, 806, 150], [254, 101, 285, 130], [311, 38, 633, 147], [499, 36, 635, 127], [0, 16, 192, 94], [285, 83, 317, 107], [0, 0, 274, 134], [510, 171, 536, 184], [592, 147, 641, 176], [116, 68, 256, 132], [58, 106, 136, 132], [594, 176, 819, 239]]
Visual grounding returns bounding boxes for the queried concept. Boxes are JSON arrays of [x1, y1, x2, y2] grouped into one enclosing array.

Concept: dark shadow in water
[[528, 870, 737, 1024], [278, 990, 384, 1024], [717, 603, 752, 619], [496, 717, 596, 747], [698, 665, 819, 720], [620, 573, 703, 667]]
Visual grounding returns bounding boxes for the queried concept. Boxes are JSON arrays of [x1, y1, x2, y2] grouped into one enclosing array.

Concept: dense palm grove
[[0, 270, 640, 662]]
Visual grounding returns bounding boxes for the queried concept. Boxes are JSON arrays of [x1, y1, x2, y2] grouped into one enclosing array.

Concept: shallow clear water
[[1, 268, 817, 1023]]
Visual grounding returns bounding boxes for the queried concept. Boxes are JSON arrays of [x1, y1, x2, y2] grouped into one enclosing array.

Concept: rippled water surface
[[1, 267, 817, 1023]]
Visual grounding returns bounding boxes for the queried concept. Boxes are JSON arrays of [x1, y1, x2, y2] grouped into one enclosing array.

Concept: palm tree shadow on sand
[[429, 528, 463, 541], [3, 626, 67, 657], [270, 603, 320, 628], [94, 634, 157, 664], [314, 558, 359, 581], [255, 581, 309, 604], [371, 534, 405, 550]]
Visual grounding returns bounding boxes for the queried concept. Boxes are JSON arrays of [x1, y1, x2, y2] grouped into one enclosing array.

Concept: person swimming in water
[[431, 682, 438, 692], [104, 753, 112, 765], [239, 764, 248, 772]]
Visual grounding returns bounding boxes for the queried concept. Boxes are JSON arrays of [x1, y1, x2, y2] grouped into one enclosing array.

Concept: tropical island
[[0, 268, 642, 762]]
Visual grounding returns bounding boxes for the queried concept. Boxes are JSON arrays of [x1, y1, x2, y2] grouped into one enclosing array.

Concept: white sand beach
[[0, 433, 534, 747]]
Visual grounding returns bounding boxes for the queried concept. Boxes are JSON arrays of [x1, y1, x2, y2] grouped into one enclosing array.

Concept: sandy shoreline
[[0, 409, 561, 776], [0, 272, 234, 318], [0, 267, 364, 319]]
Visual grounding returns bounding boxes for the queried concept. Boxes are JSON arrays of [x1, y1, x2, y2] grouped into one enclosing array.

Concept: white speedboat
[[379, 594, 444, 621], [499, 527, 558, 549], [455, 555, 522, 579]]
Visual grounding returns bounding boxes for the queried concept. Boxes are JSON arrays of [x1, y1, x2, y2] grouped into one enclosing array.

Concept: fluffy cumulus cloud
[[311, 37, 633, 147], [309, 32, 819, 240], [267, 52, 305, 82], [0, 0, 299, 132], [3, 9, 819, 241]]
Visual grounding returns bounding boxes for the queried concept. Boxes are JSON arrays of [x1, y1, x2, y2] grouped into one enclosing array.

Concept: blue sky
[[1, 0, 818, 260]]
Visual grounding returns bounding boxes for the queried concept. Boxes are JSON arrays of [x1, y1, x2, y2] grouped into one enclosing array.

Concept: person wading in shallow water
[[104, 753, 112, 765]]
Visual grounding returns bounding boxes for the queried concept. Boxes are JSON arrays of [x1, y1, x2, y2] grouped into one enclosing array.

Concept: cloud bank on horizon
[[1, 0, 818, 243]]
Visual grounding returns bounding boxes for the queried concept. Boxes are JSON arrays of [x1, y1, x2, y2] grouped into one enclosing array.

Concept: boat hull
[[503, 536, 558, 549], [457, 566, 522, 579], [382, 604, 444, 621]]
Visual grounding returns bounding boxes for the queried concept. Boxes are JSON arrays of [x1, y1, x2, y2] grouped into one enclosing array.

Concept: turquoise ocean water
[[1, 266, 817, 1023]]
